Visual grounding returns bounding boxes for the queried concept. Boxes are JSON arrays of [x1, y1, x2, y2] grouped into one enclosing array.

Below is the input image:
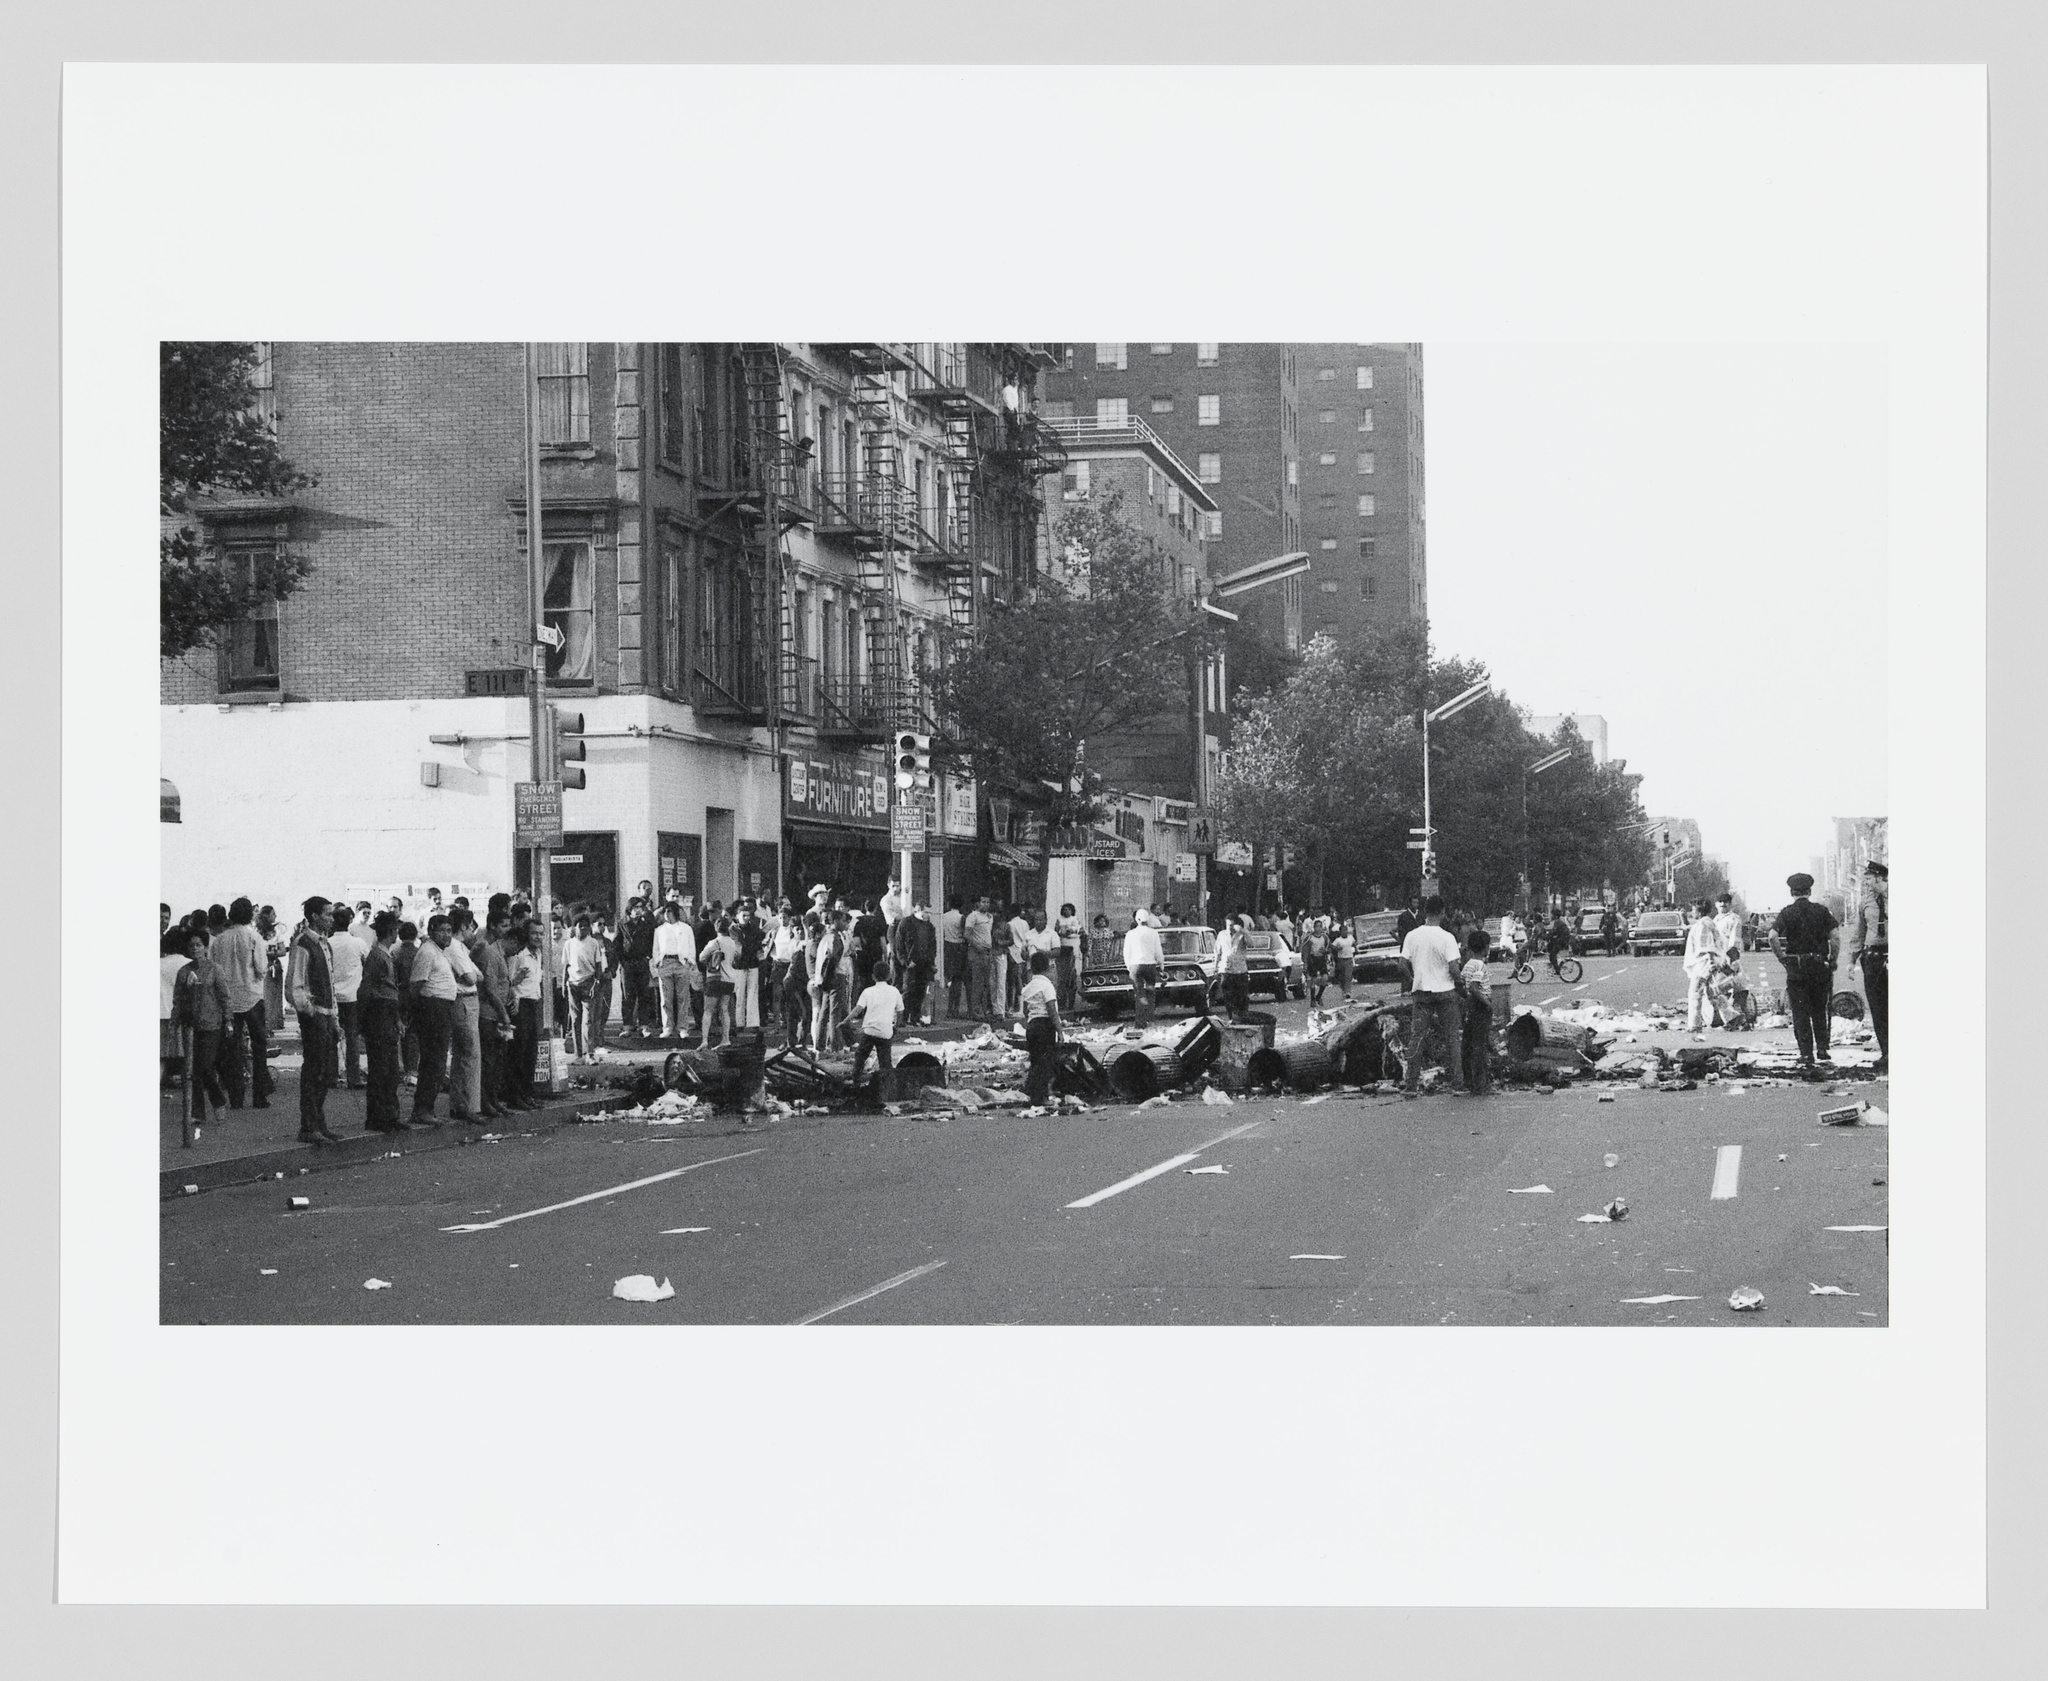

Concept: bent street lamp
[[1209, 550, 1310, 598], [1418, 679, 1493, 894]]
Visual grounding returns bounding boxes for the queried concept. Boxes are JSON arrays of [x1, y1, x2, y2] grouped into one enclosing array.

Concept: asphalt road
[[161, 954, 1889, 1327]]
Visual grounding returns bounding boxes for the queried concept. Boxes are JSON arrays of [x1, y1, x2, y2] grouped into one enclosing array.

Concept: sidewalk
[[161, 1009, 993, 1195]]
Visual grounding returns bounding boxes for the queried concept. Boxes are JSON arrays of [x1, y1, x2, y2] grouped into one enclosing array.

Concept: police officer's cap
[[1864, 859, 1888, 878], [1786, 871, 1815, 894]]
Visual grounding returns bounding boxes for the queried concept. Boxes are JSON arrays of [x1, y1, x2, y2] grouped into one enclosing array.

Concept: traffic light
[[894, 730, 930, 792], [551, 705, 588, 791]]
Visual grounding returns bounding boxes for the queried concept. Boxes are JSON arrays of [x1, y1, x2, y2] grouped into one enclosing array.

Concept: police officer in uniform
[[1846, 859, 1888, 1075], [1769, 872, 1840, 1074]]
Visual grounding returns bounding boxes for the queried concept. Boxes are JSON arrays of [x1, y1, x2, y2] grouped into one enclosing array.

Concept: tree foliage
[[1210, 635, 1411, 901], [160, 342, 315, 662], [1215, 616, 1654, 913], [933, 491, 1217, 823]]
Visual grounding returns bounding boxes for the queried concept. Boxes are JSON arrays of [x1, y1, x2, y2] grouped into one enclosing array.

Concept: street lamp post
[[1522, 746, 1570, 912], [1421, 679, 1490, 898]]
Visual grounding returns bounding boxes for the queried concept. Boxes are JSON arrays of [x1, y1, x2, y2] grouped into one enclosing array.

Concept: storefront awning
[[988, 842, 1040, 871]]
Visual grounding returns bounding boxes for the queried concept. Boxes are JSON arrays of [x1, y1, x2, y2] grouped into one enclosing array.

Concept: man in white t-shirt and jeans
[[1396, 894, 1465, 1097]]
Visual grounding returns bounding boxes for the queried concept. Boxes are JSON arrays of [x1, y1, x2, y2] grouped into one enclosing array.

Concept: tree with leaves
[[1210, 634, 1412, 906], [932, 490, 1217, 824], [160, 342, 316, 662]]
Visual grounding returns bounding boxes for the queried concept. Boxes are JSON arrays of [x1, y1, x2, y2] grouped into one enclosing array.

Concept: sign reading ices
[[785, 750, 892, 828]]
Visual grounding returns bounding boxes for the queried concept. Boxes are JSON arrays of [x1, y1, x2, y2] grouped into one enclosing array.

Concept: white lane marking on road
[[1537, 994, 1564, 1006], [1710, 1145, 1743, 1201], [1065, 1121, 1261, 1209], [438, 1148, 765, 1232], [1608, 966, 1631, 978], [794, 1259, 948, 1325]]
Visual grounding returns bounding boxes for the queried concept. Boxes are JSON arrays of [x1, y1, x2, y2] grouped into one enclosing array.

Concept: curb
[[160, 1091, 637, 1199]]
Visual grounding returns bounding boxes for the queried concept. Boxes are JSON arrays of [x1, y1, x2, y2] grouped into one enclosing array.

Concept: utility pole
[[522, 344, 558, 1088]]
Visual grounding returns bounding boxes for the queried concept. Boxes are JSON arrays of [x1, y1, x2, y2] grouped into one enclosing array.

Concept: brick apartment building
[[160, 342, 1060, 919], [1044, 344, 1304, 650], [1294, 343, 1427, 635]]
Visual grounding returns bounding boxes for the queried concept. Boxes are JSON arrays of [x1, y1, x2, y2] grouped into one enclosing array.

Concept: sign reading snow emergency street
[[891, 797, 928, 853], [515, 781, 564, 848]]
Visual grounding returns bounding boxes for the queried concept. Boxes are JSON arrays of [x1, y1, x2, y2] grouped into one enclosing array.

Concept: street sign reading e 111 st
[[515, 781, 564, 848]]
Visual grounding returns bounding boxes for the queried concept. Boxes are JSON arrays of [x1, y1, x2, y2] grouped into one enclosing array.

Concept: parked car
[[1348, 910, 1408, 978], [1626, 909, 1689, 956], [1080, 924, 1217, 1017], [1237, 929, 1305, 1000], [1570, 907, 1612, 956]]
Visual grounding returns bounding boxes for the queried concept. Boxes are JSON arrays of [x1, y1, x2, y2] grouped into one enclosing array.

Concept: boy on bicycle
[[1545, 911, 1571, 976]]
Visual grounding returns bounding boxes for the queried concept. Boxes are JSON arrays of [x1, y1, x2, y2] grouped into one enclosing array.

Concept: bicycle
[[1513, 952, 1583, 985]]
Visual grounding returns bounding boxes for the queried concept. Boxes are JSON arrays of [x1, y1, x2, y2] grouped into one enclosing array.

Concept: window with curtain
[[222, 545, 281, 689], [535, 343, 591, 446], [1357, 452, 1375, 474], [1198, 453, 1220, 483], [1095, 343, 1128, 368], [662, 541, 686, 693], [542, 541, 595, 683], [1197, 394, 1219, 425], [1095, 396, 1128, 426], [1196, 343, 1219, 365]]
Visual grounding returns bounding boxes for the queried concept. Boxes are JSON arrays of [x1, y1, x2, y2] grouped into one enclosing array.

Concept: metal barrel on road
[[1108, 1045, 1182, 1102], [1275, 1040, 1332, 1090]]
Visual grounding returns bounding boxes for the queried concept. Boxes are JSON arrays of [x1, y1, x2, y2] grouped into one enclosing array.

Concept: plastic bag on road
[[1201, 1087, 1234, 1106], [612, 1274, 676, 1303], [1727, 1286, 1766, 1312]]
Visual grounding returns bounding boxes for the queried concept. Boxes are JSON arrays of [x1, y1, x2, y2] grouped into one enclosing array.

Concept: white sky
[[1425, 343, 1888, 905]]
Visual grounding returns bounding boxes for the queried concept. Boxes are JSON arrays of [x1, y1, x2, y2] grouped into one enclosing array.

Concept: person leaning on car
[[1123, 914, 1164, 1027]]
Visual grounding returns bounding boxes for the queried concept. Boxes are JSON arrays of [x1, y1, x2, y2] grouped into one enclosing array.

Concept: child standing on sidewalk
[[848, 958, 904, 1085], [171, 927, 234, 1121]]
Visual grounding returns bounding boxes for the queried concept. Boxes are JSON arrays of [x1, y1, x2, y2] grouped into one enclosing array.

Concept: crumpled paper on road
[[363, 1278, 392, 1291], [1201, 1087, 1233, 1105], [612, 1274, 676, 1302], [1727, 1286, 1766, 1311], [1808, 1283, 1860, 1296]]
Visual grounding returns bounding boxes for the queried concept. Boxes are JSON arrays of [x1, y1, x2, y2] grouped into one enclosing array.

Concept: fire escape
[[695, 344, 810, 725], [813, 343, 919, 743]]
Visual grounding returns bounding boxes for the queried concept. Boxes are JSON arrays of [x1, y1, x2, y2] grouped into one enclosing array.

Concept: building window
[[1206, 511, 1222, 538], [1356, 365, 1374, 389], [1198, 394, 1219, 425], [1096, 396, 1128, 426], [1318, 451, 1337, 466], [247, 342, 276, 430], [663, 542, 687, 694], [1286, 459, 1298, 487], [1318, 537, 1337, 550], [1062, 459, 1091, 500], [221, 545, 281, 690], [1358, 538, 1377, 560], [1149, 343, 1174, 354], [1318, 409, 1336, 424], [1197, 342, 1219, 365], [1357, 495, 1376, 517], [1095, 342, 1128, 369], [1361, 576, 1377, 600], [1357, 452, 1375, 474], [542, 540, 595, 684], [659, 344, 687, 467], [536, 343, 591, 445], [1197, 452, 1221, 483], [1150, 395, 1174, 413], [1359, 408, 1374, 431], [1318, 580, 1340, 593], [1167, 486, 1182, 518], [1316, 367, 1337, 382]]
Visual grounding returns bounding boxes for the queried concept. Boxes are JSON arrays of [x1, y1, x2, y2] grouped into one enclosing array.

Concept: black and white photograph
[[51, 56, 1991, 1615], [154, 337, 1892, 1330]]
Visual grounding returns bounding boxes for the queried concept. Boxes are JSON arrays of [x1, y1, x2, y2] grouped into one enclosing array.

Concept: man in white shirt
[[848, 959, 905, 1085], [212, 896, 273, 1108], [650, 903, 699, 1042], [880, 879, 908, 928], [1683, 898, 1728, 1033], [1123, 915, 1165, 1027], [1713, 894, 1743, 963], [1396, 895, 1465, 1096], [327, 902, 370, 1090]]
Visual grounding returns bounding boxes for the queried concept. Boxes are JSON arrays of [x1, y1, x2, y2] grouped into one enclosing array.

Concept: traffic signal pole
[[523, 345, 557, 1073]]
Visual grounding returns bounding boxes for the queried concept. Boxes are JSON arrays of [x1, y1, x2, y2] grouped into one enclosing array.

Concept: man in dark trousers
[[1846, 859, 1888, 1075], [1600, 904, 1621, 957], [286, 896, 344, 1145], [1769, 871, 1840, 1074], [891, 901, 939, 1027], [618, 895, 657, 1039]]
